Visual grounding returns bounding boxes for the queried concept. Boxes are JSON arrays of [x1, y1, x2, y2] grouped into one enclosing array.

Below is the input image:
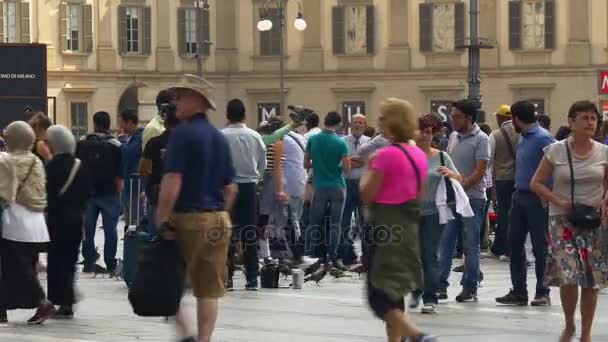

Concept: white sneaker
[[297, 256, 318, 269], [499, 255, 510, 262], [421, 302, 437, 314]]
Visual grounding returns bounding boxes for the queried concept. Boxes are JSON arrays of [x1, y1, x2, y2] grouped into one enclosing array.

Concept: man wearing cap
[[156, 75, 237, 342], [488, 105, 520, 260]]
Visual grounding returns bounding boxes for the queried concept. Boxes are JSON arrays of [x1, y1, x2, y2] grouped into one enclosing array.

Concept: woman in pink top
[[361, 98, 434, 342]]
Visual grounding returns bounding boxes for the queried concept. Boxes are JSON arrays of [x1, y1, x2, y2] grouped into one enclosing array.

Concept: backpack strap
[[59, 159, 81, 196], [499, 127, 517, 162]]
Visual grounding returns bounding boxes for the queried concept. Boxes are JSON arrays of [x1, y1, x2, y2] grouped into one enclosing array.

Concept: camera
[[288, 105, 315, 124], [159, 102, 176, 120]]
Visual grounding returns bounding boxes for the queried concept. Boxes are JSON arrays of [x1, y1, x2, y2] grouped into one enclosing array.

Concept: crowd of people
[[0, 74, 607, 342]]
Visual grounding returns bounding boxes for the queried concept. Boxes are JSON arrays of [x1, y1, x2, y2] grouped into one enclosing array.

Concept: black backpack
[[77, 133, 119, 192]]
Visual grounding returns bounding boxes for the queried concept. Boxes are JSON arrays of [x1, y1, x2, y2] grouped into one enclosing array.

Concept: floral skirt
[[544, 215, 608, 289]]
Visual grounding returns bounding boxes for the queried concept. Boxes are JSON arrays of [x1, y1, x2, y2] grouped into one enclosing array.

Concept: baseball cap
[[494, 105, 511, 118], [172, 74, 217, 110]]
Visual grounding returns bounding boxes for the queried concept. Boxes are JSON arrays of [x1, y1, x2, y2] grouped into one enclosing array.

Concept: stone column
[[96, 0, 117, 72], [479, 0, 498, 68], [385, 0, 410, 70], [299, 0, 323, 72], [215, 0, 239, 72], [566, 0, 590, 66], [155, 0, 175, 72]]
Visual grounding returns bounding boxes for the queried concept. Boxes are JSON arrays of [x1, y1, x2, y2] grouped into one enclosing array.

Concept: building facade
[[1, 0, 607, 132]]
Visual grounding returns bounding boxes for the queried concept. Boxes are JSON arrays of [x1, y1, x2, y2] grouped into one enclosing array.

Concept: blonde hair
[[380, 98, 418, 142]]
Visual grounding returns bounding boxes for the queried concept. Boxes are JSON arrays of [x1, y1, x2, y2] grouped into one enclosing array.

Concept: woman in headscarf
[[0, 121, 53, 325], [45, 125, 91, 318]]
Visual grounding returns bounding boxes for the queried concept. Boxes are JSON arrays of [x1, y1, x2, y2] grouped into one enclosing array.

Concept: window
[[332, 5, 375, 55], [419, 2, 464, 53], [66, 4, 81, 51], [432, 4, 455, 52], [185, 9, 197, 55], [259, 8, 281, 56], [71, 102, 88, 139], [345, 7, 366, 54], [509, 0, 555, 50], [126, 7, 140, 53], [342, 102, 366, 135], [2, 2, 17, 43]]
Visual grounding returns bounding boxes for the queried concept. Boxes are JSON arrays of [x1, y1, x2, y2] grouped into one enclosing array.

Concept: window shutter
[[366, 5, 375, 54], [142, 7, 152, 55], [83, 5, 93, 52], [60, 3, 67, 51], [270, 8, 281, 55], [419, 3, 433, 52], [201, 8, 210, 56], [118, 6, 127, 54], [0, 5, 4, 44], [20, 2, 30, 43], [332, 6, 345, 55], [454, 2, 465, 49], [178, 8, 186, 56], [508, 1, 522, 50], [544, 0, 555, 49]]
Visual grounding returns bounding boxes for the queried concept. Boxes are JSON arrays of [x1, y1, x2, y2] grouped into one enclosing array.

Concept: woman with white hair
[[45, 125, 91, 318], [0, 121, 54, 325]]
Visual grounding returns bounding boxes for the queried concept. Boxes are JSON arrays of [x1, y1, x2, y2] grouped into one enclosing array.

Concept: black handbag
[[128, 239, 185, 317], [439, 151, 456, 205], [565, 141, 601, 230]]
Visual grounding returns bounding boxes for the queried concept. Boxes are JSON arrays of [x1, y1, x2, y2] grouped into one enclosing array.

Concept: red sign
[[600, 71, 608, 94]]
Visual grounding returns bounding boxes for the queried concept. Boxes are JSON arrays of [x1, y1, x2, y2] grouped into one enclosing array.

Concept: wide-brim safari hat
[[172, 74, 217, 110]]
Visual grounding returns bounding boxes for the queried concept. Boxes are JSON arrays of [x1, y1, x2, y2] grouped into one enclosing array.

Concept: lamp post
[[195, 0, 210, 78], [257, 0, 307, 116]]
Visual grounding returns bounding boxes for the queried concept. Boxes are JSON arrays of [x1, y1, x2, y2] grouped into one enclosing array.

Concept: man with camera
[[141, 91, 174, 151]]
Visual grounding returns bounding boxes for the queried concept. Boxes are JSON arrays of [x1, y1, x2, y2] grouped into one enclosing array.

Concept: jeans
[[82, 194, 121, 270], [285, 197, 305, 260], [306, 187, 346, 262], [339, 179, 363, 264], [413, 213, 444, 304], [509, 191, 550, 296], [438, 198, 486, 290], [492, 180, 515, 256], [228, 183, 258, 282]]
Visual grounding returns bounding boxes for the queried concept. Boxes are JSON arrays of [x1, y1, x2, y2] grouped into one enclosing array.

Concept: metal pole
[[196, 1, 203, 77], [278, 0, 286, 117], [467, 0, 481, 110]]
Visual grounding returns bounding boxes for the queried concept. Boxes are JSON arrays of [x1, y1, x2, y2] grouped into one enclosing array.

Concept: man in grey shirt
[[438, 99, 489, 303], [221, 99, 266, 290]]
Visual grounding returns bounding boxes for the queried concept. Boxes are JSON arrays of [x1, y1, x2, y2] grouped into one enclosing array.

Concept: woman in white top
[[0, 121, 54, 325], [531, 101, 608, 342]]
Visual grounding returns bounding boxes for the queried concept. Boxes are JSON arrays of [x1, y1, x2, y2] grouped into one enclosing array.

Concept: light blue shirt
[[221, 123, 267, 184], [282, 132, 308, 198], [343, 134, 371, 179], [447, 125, 490, 199]]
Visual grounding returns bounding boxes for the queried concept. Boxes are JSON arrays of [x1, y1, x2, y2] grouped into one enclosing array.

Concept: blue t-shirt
[[122, 127, 143, 183], [164, 114, 235, 211], [306, 130, 349, 189], [515, 123, 555, 191]]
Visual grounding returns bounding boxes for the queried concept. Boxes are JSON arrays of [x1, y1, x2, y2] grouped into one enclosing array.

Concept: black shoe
[[0, 310, 7, 324], [82, 263, 108, 274], [436, 289, 448, 300], [226, 278, 234, 291], [530, 293, 551, 306], [455, 288, 478, 302], [27, 303, 54, 325], [453, 264, 464, 273], [245, 279, 258, 291], [78, 250, 101, 265], [495, 289, 528, 305], [52, 306, 74, 319]]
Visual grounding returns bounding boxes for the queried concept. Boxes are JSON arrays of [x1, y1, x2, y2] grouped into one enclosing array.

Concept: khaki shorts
[[172, 211, 232, 299]]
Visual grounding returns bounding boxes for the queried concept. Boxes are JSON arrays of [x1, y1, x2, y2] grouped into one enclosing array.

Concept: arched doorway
[[117, 85, 139, 115]]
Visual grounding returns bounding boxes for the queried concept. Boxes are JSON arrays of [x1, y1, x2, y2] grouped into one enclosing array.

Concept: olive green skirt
[[368, 200, 423, 302]]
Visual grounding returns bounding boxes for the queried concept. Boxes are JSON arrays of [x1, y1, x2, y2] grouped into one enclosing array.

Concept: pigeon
[[304, 266, 327, 284], [304, 259, 323, 276], [276, 263, 293, 277], [348, 264, 367, 278], [329, 267, 352, 279]]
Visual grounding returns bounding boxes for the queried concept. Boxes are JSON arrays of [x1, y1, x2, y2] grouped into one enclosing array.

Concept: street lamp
[[194, 0, 210, 78], [257, 0, 307, 117]]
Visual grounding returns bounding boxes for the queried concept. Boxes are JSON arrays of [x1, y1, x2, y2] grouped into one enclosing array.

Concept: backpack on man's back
[[76, 133, 121, 197]]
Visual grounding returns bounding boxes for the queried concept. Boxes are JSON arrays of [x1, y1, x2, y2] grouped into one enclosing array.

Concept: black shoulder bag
[[565, 141, 601, 230], [439, 151, 456, 205], [391, 144, 421, 193]]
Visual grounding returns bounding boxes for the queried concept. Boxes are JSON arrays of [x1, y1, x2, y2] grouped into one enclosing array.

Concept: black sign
[[257, 102, 280, 124], [430, 100, 452, 122], [0, 44, 47, 127], [342, 102, 366, 135]]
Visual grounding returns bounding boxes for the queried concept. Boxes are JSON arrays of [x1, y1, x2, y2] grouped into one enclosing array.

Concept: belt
[[175, 208, 223, 213]]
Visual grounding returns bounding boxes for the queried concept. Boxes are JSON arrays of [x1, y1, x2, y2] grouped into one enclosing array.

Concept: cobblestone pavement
[[2, 227, 608, 341]]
